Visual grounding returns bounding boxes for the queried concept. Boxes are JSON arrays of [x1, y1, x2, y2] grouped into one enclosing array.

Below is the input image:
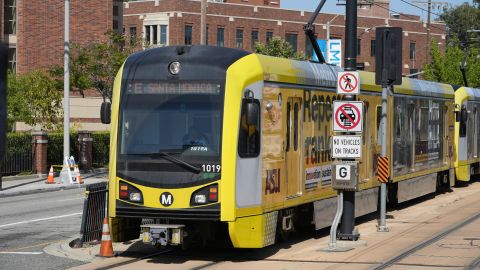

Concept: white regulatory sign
[[332, 135, 362, 159], [335, 164, 351, 180], [333, 101, 364, 132], [337, 71, 360, 95]]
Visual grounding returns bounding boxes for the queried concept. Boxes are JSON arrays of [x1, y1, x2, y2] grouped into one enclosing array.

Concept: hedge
[[47, 131, 110, 168], [1, 132, 33, 175]]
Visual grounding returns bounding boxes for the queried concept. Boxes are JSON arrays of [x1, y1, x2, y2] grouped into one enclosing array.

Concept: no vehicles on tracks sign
[[333, 101, 364, 133]]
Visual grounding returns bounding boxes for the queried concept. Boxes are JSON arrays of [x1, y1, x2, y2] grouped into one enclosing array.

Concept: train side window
[[460, 105, 468, 137], [294, 102, 299, 151], [286, 103, 291, 152], [238, 98, 261, 158]]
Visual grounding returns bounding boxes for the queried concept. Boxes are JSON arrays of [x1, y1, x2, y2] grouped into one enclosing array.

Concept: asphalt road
[[0, 189, 88, 270]]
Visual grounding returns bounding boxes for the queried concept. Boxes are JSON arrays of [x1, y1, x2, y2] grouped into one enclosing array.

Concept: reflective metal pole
[[377, 85, 389, 232], [64, 0, 70, 159]]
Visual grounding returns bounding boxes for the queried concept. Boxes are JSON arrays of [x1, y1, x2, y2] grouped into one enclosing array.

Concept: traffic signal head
[[375, 27, 403, 86]]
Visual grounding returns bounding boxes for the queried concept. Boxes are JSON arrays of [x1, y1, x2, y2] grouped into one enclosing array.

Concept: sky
[[281, 0, 474, 20]]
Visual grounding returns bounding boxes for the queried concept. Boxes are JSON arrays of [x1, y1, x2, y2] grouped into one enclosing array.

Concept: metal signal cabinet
[[454, 86, 480, 182], [107, 46, 456, 249]]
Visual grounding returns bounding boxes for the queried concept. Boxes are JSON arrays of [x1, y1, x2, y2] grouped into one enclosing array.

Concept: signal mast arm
[[304, 0, 327, 63]]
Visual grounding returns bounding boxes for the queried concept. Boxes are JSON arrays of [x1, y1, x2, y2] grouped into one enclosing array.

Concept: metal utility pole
[[64, 0, 70, 159], [200, 0, 207, 45], [338, 0, 359, 241], [426, 0, 431, 63]]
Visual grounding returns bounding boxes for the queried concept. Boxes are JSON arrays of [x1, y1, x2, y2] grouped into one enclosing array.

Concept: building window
[[217, 27, 225, 47], [251, 30, 259, 49], [206, 26, 209, 45], [370, 39, 376, 57], [113, 5, 119, 16], [185, 25, 192, 45], [8, 48, 16, 72], [160, 25, 167, 45], [145, 25, 168, 47], [4, 0, 16, 35], [410, 42, 416, 60], [130, 27, 137, 46], [285, 33, 298, 52], [357, 38, 361, 56], [266, 31, 273, 43], [236, 29, 244, 49]]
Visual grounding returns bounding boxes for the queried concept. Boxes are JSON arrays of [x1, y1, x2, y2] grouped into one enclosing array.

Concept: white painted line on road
[[0, 252, 43, 255], [0, 212, 82, 229], [56, 197, 84, 202]]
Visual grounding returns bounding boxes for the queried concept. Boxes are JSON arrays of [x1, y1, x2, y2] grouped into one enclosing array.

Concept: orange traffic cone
[[99, 217, 115, 257], [45, 166, 55, 184], [74, 166, 84, 184]]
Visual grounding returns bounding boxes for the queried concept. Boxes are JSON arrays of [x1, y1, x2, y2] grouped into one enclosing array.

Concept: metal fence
[[0, 151, 33, 176], [79, 182, 108, 245]]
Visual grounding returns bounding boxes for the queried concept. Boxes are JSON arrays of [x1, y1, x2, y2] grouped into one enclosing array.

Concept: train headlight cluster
[[119, 181, 144, 204], [191, 184, 219, 206]]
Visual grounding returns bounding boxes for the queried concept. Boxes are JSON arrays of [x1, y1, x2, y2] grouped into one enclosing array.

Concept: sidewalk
[[0, 169, 109, 198]]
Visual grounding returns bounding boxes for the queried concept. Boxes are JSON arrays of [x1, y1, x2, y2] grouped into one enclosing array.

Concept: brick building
[[1, 0, 123, 74], [0, 0, 123, 131], [124, 0, 446, 75]]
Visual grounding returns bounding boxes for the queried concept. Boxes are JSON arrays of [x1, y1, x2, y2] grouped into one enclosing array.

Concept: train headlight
[[194, 194, 207, 204], [119, 181, 144, 204], [168, 61, 181, 75], [191, 184, 219, 206], [130, 192, 142, 202]]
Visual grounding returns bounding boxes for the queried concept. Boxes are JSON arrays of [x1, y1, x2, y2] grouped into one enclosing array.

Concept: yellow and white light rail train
[[105, 46, 479, 248]]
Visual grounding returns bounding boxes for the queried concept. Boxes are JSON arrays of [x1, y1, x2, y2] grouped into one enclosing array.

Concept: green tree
[[255, 37, 305, 60], [423, 41, 480, 87], [7, 70, 63, 130], [51, 32, 138, 102], [440, 3, 480, 43]]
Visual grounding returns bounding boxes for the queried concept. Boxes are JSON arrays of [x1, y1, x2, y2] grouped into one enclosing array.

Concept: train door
[[286, 97, 302, 198], [474, 107, 478, 158]]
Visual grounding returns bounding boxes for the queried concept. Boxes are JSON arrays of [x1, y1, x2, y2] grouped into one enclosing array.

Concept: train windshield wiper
[[155, 151, 201, 174]]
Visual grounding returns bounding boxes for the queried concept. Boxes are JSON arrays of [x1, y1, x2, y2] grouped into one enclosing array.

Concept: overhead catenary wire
[[371, 2, 445, 32], [399, 0, 442, 17]]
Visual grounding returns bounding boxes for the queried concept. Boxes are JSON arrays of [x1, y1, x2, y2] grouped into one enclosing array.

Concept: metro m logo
[[160, 192, 174, 207]]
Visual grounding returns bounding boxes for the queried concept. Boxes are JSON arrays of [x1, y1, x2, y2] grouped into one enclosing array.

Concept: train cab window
[[238, 97, 261, 158], [460, 105, 468, 138]]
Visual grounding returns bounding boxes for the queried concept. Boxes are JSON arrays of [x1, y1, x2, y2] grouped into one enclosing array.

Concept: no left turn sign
[[337, 71, 360, 95], [333, 101, 364, 132]]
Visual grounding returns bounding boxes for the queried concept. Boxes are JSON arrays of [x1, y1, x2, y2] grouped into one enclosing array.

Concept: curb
[[0, 173, 108, 198], [44, 238, 99, 263], [0, 182, 90, 198], [1, 174, 46, 182]]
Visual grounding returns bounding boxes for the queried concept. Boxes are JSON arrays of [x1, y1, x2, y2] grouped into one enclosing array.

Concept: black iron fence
[[79, 182, 108, 245], [0, 150, 33, 176]]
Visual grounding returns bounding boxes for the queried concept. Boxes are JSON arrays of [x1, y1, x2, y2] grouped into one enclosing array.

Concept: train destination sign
[[333, 101, 364, 132], [337, 71, 360, 95], [332, 135, 362, 159]]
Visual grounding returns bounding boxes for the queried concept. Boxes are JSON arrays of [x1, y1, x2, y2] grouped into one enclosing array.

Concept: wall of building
[[123, 0, 445, 75], [15, 0, 115, 74]]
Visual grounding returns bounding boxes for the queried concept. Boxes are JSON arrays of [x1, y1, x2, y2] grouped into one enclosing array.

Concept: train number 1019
[[202, 164, 221, 173]]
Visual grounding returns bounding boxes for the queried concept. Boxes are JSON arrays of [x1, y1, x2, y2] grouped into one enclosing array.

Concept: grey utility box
[[332, 161, 359, 191]]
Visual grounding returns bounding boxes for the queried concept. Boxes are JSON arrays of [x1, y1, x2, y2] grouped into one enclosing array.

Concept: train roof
[[454, 87, 480, 104], [253, 54, 454, 99]]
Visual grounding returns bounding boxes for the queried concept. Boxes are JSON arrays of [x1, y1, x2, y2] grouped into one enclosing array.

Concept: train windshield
[[116, 81, 223, 187]]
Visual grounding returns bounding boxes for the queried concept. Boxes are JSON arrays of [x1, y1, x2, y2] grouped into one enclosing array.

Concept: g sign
[[332, 162, 359, 191]]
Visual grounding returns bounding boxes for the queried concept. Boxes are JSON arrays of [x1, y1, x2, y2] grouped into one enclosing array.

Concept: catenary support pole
[[64, 0, 70, 159], [377, 84, 390, 232], [338, 0, 359, 241]]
